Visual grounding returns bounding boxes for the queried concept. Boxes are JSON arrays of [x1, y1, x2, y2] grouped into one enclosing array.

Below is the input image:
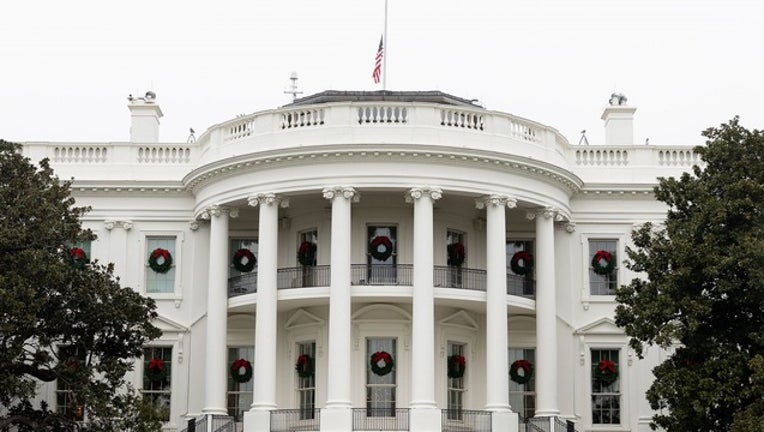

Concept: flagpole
[[382, 0, 388, 90]]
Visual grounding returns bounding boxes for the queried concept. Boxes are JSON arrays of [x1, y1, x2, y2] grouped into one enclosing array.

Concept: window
[[230, 238, 258, 278], [447, 342, 466, 420], [142, 347, 172, 421], [366, 338, 396, 417], [508, 348, 536, 420], [146, 237, 176, 293], [591, 349, 620, 425], [447, 230, 465, 287], [299, 230, 318, 266], [367, 226, 397, 284], [506, 241, 534, 297], [589, 239, 618, 295], [56, 346, 85, 421], [296, 341, 316, 420], [227, 347, 254, 422], [298, 231, 318, 287]]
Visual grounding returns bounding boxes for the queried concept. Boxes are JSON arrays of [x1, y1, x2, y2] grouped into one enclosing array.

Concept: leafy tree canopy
[[0, 140, 163, 431], [615, 118, 764, 431]]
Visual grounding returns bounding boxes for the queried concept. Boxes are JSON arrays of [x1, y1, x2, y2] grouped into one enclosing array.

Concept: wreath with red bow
[[232, 248, 256, 272], [297, 241, 317, 266], [230, 358, 253, 383], [591, 250, 616, 275], [510, 359, 534, 384], [447, 243, 466, 267], [295, 354, 315, 378], [148, 248, 173, 273], [145, 357, 167, 382], [69, 247, 88, 269], [370, 351, 394, 376], [510, 251, 533, 275], [369, 236, 394, 261], [447, 354, 466, 379], [593, 359, 618, 385]]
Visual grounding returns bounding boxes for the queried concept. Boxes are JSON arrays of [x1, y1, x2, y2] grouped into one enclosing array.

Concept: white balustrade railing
[[53, 146, 108, 163], [225, 118, 255, 142], [508, 119, 542, 143], [281, 108, 324, 129], [575, 149, 629, 166], [357, 105, 408, 124], [658, 149, 701, 166], [440, 108, 484, 130], [137, 146, 193, 164]]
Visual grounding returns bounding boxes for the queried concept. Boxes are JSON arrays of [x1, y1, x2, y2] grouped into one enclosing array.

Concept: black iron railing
[[506, 274, 535, 299], [277, 266, 331, 289], [229, 272, 258, 297], [526, 417, 551, 432], [352, 408, 409, 431], [441, 409, 492, 432], [271, 409, 320, 432], [433, 266, 486, 290], [181, 415, 234, 432], [350, 264, 413, 286], [554, 417, 579, 432]]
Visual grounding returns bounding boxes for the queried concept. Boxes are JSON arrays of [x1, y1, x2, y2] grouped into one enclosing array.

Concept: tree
[[0, 140, 163, 431], [615, 118, 764, 431]]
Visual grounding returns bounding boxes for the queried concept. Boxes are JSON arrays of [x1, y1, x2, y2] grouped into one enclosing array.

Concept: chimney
[[601, 93, 636, 146], [127, 91, 163, 143]]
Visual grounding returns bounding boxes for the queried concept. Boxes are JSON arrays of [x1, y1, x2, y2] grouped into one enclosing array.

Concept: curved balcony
[[227, 265, 535, 299]]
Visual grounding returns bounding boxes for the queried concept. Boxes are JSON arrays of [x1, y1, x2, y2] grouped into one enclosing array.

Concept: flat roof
[[284, 90, 484, 109]]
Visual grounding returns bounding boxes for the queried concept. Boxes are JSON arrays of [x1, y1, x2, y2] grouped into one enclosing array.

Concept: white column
[[202, 206, 236, 415], [104, 220, 132, 281], [321, 186, 358, 432], [531, 207, 559, 417], [407, 187, 442, 432], [477, 195, 519, 432], [244, 193, 288, 431]]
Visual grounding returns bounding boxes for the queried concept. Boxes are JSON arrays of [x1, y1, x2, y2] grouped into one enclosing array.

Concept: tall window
[[506, 240, 534, 297], [146, 237, 176, 293], [367, 226, 397, 284], [366, 338, 396, 417], [508, 348, 536, 420], [299, 231, 318, 287], [447, 342, 466, 420], [142, 347, 172, 421], [447, 230, 465, 287], [227, 347, 254, 422], [591, 349, 620, 425], [230, 238, 258, 278], [56, 345, 85, 421], [297, 341, 316, 420], [589, 239, 618, 295], [299, 231, 318, 266]]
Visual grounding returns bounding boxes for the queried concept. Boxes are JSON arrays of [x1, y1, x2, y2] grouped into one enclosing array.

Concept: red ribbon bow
[[372, 351, 392, 365], [152, 249, 170, 260], [598, 359, 616, 374], [594, 250, 612, 264], [70, 247, 86, 259], [232, 358, 249, 371], [452, 355, 466, 366], [148, 358, 165, 372], [516, 359, 531, 369]]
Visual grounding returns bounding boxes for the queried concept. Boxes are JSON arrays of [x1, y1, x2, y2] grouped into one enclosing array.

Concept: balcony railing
[[506, 274, 535, 298], [229, 272, 257, 297], [351, 264, 413, 286], [441, 409, 492, 432], [352, 408, 410, 431], [434, 266, 486, 290], [277, 266, 331, 289], [271, 409, 320, 432]]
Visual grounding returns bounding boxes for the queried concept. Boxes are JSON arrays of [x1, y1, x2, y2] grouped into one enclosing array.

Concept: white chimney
[[601, 93, 636, 146], [127, 91, 163, 143]]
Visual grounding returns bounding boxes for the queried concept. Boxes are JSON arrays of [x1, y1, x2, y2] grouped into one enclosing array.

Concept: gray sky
[[1, 0, 762, 146]]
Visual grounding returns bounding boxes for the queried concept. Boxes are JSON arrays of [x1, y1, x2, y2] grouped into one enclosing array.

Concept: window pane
[[142, 347, 172, 421], [509, 348, 536, 419], [366, 338, 396, 417], [230, 239, 258, 278], [227, 346, 254, 422], [588, 240, 618, 295], [591, 349, 620, 425], [146, 237, 176, 293]]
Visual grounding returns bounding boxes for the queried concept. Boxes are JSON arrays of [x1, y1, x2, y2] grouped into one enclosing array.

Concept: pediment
[[285, 309, 325, 330], [438, 310, 478, 330], [153, 315, 188, 333], [574, 317, 623, 335]]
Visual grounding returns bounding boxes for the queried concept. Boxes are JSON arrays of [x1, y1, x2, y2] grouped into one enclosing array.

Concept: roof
[[283, 90, 484, 109]]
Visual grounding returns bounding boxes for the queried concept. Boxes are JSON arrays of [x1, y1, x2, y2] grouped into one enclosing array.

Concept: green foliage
[[0, 140, 163, 431], [615, 118, 764, 431]]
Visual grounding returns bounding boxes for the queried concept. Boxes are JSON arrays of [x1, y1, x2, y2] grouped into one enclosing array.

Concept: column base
[[492, 411, 519, 432], [410, 407, 441, 432], [320, 407, 352, 432], [243, 409, 271, 432], [201, 407, 229, 416]]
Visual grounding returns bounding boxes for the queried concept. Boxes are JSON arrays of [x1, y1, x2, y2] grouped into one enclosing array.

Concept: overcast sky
[[1, 0, 762, 146]]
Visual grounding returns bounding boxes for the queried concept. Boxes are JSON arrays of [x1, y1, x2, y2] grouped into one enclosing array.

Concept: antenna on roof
[[578, 129, 589, 145], [284, 72, 303, 101]]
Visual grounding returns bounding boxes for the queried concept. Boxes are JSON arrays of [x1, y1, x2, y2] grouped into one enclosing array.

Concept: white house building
[[22, 90, 700, 432]]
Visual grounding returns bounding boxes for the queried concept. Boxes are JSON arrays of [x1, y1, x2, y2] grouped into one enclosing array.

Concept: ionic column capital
[[322, 186, 360, 202], [475, 194, 517, 210], [103, 220, 133, 231], [405, 186, 442, 203], [199, 204, 239, 219], [247, 193, 289, 209]]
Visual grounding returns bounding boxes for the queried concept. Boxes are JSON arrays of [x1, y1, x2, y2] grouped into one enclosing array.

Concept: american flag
[[372, 36, 384, 84]]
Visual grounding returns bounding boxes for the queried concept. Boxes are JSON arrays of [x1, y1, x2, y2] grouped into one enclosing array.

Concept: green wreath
[[447, 243, 466, 267], [369, 236, 394, 261], [510, 251, 533, 275], [230, 358, 253, 383], [297, 241, 317, 266], [232, 248, 256, 272], [510, 359, 533, 384], [447, 354, 466, 379], [591, 250, 616, 275], [593, 359, 618, 385], [148, 248, 173, 273], [69, 247, 89, 269], [145, 357, 168, 382], [370, 351, 394, 376], [295, 354, 315, 378]]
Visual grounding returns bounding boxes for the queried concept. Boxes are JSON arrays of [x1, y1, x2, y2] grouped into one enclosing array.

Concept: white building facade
[[23, 91, 700, 432]]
